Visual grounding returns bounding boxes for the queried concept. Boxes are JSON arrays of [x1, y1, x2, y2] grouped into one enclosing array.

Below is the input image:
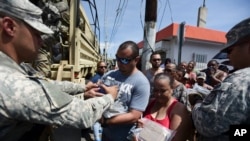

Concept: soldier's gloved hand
[[100, 84, 118, 100]]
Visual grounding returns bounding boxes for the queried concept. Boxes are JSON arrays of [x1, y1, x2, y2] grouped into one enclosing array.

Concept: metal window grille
[[193, 53, 207, 70]]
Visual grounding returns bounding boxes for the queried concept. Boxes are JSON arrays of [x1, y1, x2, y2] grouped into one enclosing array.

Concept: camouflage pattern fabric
[[172, 83, 192, 112], [32, 47, 52, 78], [0, 51, 114, 140], [192, 67, 250, 141], [21, 62, 85, 96]]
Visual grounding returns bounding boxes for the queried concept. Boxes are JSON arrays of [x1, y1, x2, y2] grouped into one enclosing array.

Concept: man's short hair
[[118, 41, 139, 58]]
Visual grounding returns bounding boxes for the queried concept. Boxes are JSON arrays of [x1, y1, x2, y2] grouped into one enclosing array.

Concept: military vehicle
[[32, 0, 101, 86], [29, 0, 102, 140]]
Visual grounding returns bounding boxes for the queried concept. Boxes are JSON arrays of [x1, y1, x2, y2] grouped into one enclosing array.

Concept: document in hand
[[138, 118, 176, 141]]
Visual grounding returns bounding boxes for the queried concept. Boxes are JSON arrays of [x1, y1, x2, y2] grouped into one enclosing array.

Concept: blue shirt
[[102, 70, 150, 141], [90, 73, 103, 83]]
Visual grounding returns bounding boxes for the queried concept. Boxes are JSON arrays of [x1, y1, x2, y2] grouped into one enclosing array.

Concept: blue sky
[[82, 0, 249, 58]]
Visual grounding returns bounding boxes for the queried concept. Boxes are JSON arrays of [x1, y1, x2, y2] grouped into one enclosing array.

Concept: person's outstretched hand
[[100, 84, 118, 100], [85, 81, 99, 91]]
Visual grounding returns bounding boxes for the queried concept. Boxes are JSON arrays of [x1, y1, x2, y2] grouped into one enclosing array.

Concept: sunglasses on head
[[116, 55, 136, 65]]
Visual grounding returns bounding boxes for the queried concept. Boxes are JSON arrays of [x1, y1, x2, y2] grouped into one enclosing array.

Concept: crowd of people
[[0, 1, 250, 141]]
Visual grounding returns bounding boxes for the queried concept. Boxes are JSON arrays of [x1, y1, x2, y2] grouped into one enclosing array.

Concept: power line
[[104, 0, 107, 60], [158, 0, 167, 31], [108, 0, 128, 44], [167, 0, 174, 23]]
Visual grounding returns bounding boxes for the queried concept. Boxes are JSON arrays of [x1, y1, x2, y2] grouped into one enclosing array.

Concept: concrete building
[[138, 23, 226, 70]]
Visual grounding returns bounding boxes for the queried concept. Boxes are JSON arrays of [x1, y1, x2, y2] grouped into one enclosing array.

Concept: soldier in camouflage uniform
[[190, 17, 250, 141], [0, 0, 118, 140]]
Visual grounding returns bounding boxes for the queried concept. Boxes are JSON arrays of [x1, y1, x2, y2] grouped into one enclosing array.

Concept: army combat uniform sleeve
[[20, 62, 85, 95], [192, 69, 250, 137], [0, 73, 114, 129], [49, 80, 85, 95]]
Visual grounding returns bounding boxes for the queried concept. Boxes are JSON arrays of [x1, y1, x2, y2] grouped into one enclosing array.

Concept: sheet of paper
[[139, 118, 175, 141]]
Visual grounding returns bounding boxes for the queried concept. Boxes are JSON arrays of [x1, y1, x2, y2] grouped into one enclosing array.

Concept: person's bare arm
[[170, 103, 195, 141], [101, 109, 142, 126], [212, 70, 225, 84]]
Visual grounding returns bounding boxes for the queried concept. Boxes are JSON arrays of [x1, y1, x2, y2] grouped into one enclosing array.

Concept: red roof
[[138, 23, 226, 49]]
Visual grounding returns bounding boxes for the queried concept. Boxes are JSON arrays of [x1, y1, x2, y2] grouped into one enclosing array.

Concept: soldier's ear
[[1, 17, 19, 37]]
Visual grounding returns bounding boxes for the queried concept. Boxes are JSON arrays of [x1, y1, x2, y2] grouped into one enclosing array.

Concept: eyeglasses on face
[[116, 55, 136, 65]]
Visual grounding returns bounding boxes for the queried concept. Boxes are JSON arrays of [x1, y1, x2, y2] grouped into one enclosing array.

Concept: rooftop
[[138, 23, 227, 48]]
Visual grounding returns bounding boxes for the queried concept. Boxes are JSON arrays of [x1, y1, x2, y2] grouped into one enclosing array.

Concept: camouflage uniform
[[32, 47, 52, 78], [192, 67, 250, 141], [0, 51, 114, 140], [192, 17, 250, 141], [172, 83, 191, 112]]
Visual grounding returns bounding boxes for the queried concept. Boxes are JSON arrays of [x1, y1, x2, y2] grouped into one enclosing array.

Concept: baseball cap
[[220, 17, 250, 53], [197, 72, 206, 80], [0, 0, 53, 34]]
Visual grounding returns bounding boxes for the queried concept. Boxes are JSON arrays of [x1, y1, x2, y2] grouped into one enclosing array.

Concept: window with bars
[[193, 53, 207, 70]]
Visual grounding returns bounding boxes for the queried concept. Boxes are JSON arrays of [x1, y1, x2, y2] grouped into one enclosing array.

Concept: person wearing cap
[[0, 0, 118, 140], [195, 72, 213, 91], [191, 17, 250, 140]]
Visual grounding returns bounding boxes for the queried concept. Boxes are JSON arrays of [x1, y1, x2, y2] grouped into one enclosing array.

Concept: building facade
[[138, 23, 226, 70]]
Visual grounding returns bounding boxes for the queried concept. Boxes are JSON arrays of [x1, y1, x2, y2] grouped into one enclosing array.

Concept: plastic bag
[[192, 83, 211, 96], [127, 118, 176, 141]]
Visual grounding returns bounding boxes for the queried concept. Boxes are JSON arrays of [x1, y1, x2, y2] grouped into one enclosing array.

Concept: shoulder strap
[[167, 100, 178, 117]]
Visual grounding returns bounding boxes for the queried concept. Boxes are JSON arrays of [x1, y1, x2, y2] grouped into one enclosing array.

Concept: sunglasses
[[98, 66, 107, 69], [116, 55, 136, 65], [152, 59, 161, 62]]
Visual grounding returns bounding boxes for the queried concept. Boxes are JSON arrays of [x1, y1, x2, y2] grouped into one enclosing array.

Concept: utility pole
[[141, 0, 157, 72], [177, 22, 185, 65]]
